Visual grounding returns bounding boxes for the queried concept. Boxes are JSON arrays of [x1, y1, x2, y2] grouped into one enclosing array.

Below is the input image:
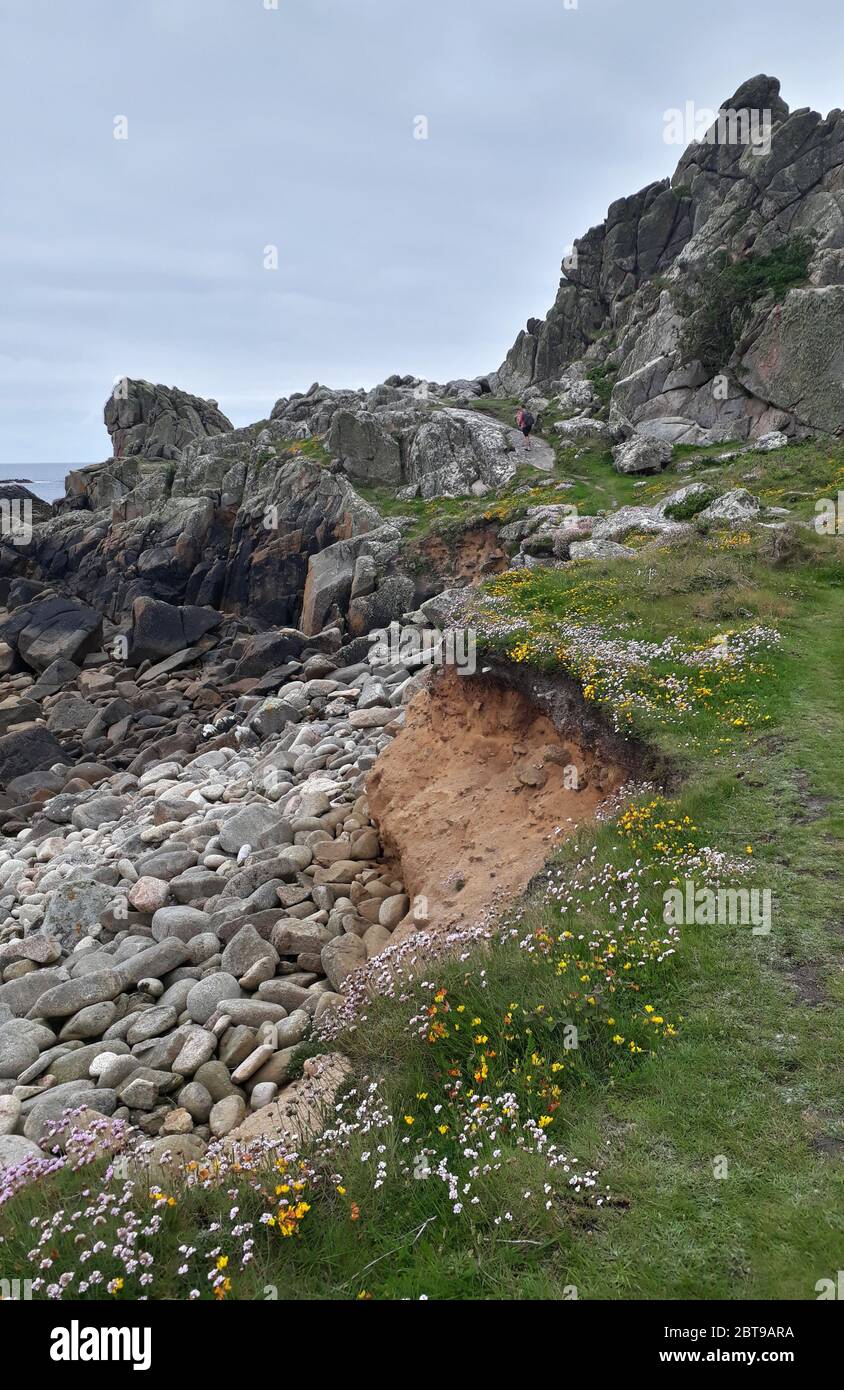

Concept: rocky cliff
[[4, 75, 842, 654], [493, 75, 844, 444]]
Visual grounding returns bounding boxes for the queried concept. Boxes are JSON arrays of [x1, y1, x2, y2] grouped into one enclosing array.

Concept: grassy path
[[554, 584, 844, 1299]]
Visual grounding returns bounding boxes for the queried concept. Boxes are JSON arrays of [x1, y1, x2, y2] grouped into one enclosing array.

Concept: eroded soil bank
[[368, 665, 639, 936]]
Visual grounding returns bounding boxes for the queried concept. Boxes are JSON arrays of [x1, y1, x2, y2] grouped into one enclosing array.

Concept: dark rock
[[231, 629, 309, 679], [29, 658, 82, 699], [0, 727, 65, 786], [130, 598, 220, 666], [2, 595, 102, 673]]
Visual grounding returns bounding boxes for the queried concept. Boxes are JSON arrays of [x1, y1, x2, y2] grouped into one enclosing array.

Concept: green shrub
[[676, 235, 814, 373], [663, 487, 718, 521], [587, 363, 618, 410]]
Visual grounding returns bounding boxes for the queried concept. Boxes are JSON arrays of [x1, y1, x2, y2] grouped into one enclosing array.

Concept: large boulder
[[300, 537, 364, 636], [698, 489, 761, 523], [0, 1134, 48, 1171], [129, 597, 220, 665], [406, 409, 518, 498], [2, 594, 102, 672], [28, 969, 125, 1020], [0, 726, 64, 787], [739, 287, 844, 435], [328, 410, 402, 484], [555, 417, 611, 444], [612, 435, 673, 475], [40, 879, 116, 951], [231, 628, 309, 679], [104, 379, 233, 460]]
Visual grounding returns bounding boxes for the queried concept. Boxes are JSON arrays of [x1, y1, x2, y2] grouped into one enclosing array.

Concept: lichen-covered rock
[[406, 409, 518, 498], [612, 436, 673, 475], [104, 379, 233, 460], [493, 75, 844, 443], [740, 288, 844, 435]]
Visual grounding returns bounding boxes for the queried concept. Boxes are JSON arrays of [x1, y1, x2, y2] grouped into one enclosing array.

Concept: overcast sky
[[1, 0, 842, 467]]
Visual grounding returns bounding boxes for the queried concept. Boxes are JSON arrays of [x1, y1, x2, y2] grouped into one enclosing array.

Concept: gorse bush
[[676, 234, 814, 373]]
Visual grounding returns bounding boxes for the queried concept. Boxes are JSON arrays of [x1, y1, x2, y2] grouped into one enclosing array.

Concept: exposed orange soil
[[367, 666, 625, 938], [416, 526, 509, 585]]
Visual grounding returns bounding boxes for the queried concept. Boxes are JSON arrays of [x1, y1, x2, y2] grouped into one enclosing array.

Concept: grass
[[279, 436, 331, 466], [2, 441, 843, 1302]]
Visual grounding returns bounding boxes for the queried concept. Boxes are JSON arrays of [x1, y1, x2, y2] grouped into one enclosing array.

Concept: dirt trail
[[367, 667, 626, 937]]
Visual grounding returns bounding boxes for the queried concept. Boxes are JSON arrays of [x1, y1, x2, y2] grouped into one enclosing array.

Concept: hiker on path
[[516, 405, 535, 449]]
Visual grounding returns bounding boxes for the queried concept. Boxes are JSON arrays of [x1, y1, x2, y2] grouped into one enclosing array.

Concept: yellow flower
[[745, 845, 753, 855], [404, 1115, 415, 1125], [438, 1124, 449, 1134], [538, 1115, 553, 1128], [111, 1278, 124, 1293], [216, 1255, 229, 1271], [415, 1092, 428, 1100]]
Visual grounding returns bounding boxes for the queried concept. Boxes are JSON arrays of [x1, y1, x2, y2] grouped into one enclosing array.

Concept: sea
[[0, 462, 94, 504]]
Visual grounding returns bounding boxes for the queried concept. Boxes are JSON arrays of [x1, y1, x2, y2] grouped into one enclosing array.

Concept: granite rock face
[[492, 75, 844, 443], [3, 75, 842, 651], [104, 380, 233, 460]]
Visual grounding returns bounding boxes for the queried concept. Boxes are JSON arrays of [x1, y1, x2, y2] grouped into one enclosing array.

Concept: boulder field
[[0, 581, 633, 1173]]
